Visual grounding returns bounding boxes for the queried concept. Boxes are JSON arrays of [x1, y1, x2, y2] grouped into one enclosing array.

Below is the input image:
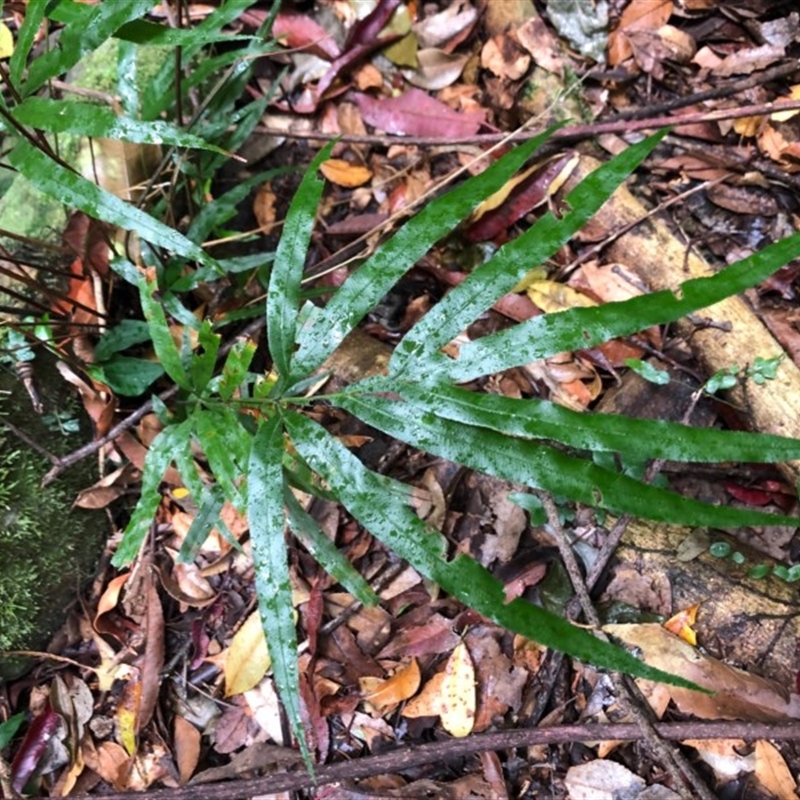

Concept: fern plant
[[114, 134, 800, 757], [4, 0, 800, 765]]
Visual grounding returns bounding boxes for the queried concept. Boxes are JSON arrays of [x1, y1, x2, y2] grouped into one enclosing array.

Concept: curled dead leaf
[[360, 658, 421, 714]]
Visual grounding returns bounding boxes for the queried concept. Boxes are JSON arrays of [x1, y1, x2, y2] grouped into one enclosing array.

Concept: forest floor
[[5, 1, 800, 798]]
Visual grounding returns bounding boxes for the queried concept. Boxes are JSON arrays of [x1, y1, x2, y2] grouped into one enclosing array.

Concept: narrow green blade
[[376, 380, 800, 464], [12, 97, 227, 153], [268, 143, 333, 379], [285, 490, 379, 608], [248, 416, 311, 767], [336, 391, 798, 529], [444, 229, 800, 381], [23, 0, 158, 96], [138, 275, 190, 389], [8, 142, 221, 271], [112, 421, 191, 566], [9, 0, 47, 87]]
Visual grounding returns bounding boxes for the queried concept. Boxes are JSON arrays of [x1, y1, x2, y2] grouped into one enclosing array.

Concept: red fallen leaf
[[464, 154, 577, 243], [315, 0, 403, 103], [346, 0, 402, 49], [724, 481, 794, 511], [271, 11, 341, 60], [760, 264, 800, 300], [62, 211, 111, 278], [11, 703, 61, 794], [430, 265, 541, 323], [352, 88, 485, 138]]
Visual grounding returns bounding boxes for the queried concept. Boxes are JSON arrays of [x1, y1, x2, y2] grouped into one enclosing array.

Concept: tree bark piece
[[565, 155, 800, 484]]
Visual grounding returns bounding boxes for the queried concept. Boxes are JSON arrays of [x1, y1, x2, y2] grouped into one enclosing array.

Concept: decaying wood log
[[565, 155, 800, 484]]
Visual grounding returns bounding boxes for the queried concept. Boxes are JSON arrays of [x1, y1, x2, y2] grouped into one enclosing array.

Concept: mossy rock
[[0, 352, 105, 681]]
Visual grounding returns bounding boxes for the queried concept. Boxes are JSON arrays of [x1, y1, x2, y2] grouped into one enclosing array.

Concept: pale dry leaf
[[412, 2, 478, 49], [244, 678, 285, 744], [440, 642, 476, 737], [403, 48, 469, 91], [526, 280, 597, 313], [681, 738, 754, 781], [564, 759, 646, 800]]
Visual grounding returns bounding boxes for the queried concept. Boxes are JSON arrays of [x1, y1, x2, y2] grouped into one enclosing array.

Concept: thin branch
[[30, 721, 800, 800], [256, 96, 800, 148]]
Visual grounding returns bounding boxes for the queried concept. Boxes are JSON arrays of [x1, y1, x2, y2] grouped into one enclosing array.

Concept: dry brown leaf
[[173, 715, 201, 785], [73, 463, 129, 507], [352, 63, 383, 91], [253, 182, 277, 231], [95, 572, 129, 620], [733, 115, 762, 138], [224, 610, 271, 697], [608, 0, 673, 66], [320, 158, 372, 187], [663, 602, 700, 645], [577, 261, 646, 303], [360, 658, 421, 713], [516, 13, 563, 76], [159, 556, 217, 609], [82, 740, 131, 790], [480, 33, 530, 80], [604, 623, 800, 721], [713, 43, 785, 77], [754, 740, 798, 799]]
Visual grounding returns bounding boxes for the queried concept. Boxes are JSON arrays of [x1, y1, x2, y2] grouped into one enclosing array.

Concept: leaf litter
[[4, 0, 800, 798]]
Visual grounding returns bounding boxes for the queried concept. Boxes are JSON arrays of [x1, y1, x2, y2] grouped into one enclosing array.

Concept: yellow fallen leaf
[[0, 23, 13, 60], [224, 610, 271, 696], [526, 280, 597, 313], [320, 158, 373, 188], [663, 602, 700, 646], [440, 642, 476, 738]]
